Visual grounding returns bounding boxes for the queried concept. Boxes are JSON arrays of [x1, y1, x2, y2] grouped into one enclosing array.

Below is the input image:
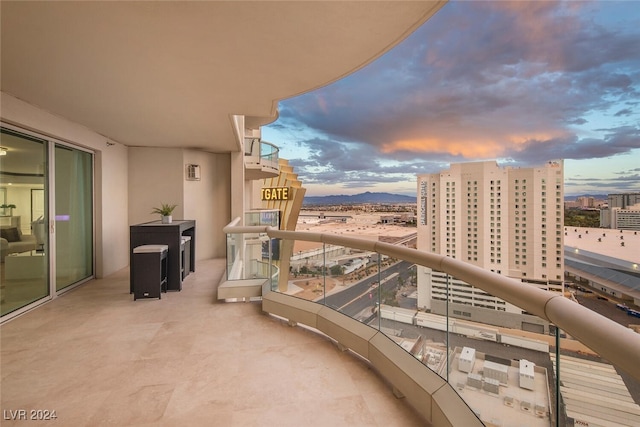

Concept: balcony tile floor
[[1, 258, 426, 426]]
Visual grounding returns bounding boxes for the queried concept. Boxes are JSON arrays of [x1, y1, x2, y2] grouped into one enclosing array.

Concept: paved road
[[324, 261, 415, 318], [574, 291, 639, 327]]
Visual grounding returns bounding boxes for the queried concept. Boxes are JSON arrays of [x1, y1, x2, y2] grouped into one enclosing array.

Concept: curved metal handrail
[[266, 226, 640, 382], [223, 220, 640, 381]]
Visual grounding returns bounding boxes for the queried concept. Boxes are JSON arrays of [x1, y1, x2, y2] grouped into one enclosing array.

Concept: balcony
[[244, 138, 280, 180], [223, 220, 640, 426], [0, 259, 425, 426], [3, 221, 639, 426]]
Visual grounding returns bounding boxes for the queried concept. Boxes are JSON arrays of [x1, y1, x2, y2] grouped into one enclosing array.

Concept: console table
[[130, 220, 195, 292]]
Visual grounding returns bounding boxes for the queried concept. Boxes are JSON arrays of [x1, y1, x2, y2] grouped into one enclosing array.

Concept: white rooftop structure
[[449, 347, 550, 427], [458, 347, 476, 373], [551, 353, 640, 427], [564, 227, 640, 304], [519, 359, 536, 391], [565, 227, 640, 264]]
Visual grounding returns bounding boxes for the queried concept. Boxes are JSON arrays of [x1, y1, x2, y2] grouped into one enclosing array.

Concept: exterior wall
[[422, 269, 521, 313], [1, 92, 129, 278], [608, 193, 640, 209], [416, 160, 564, 324], [128, 148, 184, 225], [129, 147, 231, 260], [600, 207, 611, 228], [611, 205, 640, 231], [183, 149, 231, 258], [507, 162, 564, 284], [429, 299, 550, 334]]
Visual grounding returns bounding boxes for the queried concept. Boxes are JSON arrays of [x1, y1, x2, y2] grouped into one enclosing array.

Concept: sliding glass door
[[0, 126, 94, 320], [54, 144, 93, 291]]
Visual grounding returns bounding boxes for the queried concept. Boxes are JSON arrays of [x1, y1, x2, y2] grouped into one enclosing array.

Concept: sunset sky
[[263, 1, 640, 198]]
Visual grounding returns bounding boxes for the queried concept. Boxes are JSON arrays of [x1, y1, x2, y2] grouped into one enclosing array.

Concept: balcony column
[[230, 151, 245, 225]]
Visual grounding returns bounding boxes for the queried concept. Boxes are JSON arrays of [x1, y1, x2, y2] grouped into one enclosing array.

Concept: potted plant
[[151, 203, 177, 224]]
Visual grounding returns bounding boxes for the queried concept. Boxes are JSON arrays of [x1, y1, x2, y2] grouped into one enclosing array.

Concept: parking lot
[[572, 288, 640, 328]]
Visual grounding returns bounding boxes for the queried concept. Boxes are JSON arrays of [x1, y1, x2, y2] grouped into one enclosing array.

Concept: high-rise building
[[608, 193, 640, 209], [611, 204, 640, 231], [601, 193, 640, 229], [416, 160, 564, 327], [576, 196, 595, 208]]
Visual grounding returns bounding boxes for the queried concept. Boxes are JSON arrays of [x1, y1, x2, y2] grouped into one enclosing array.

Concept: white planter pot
[[162, 215, 172, 224]]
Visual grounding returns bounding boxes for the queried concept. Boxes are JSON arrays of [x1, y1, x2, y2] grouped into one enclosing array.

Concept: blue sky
[[263, 1, 640, 197]]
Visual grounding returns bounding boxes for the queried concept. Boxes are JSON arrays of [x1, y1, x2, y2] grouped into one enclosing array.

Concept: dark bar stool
[[132, 244, 168, 300], [181, 235, 191, 279]]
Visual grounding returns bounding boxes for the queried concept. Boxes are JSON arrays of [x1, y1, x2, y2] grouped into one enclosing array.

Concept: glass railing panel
[[284, 242, 330, 303], [370, 259, 420, 347], [245, 209, 280, 227], [260, 140, 279, 163], [283, 242, 381, 319], [556, 290, 640, 427], [225, 232, 239, 280], [321, 248, 382, 323], [428, 268, 557, 427], [244, 138, 259, 156], [244, 232, 269, 280], [379, 265, 453, 381], [274, 240, 559, 424], [226, 231, 271, 281]]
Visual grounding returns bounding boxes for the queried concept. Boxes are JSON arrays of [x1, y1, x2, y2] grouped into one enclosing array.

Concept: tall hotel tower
[[416, 161, 564, 329]]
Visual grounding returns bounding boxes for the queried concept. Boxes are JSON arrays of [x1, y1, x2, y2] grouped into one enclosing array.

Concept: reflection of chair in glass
[[32, 216, 46, 252]]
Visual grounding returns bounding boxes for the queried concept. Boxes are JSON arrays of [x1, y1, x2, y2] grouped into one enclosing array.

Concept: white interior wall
[[3, 186, 35, 234]]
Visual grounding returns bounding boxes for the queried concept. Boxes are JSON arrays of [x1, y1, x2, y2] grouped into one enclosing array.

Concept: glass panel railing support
[[446, 273, 450, 383], [376, 255, 382, 331], [322, 243, 326, 306], [554, 326, 560, 427]]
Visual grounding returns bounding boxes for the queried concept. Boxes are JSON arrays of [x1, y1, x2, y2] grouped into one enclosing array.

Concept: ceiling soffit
[[1, 1, 447, 152]]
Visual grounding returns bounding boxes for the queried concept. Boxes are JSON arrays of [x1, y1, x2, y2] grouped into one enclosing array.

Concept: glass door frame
[[0, 123, 96, 322], [51, 139, 95, 294]]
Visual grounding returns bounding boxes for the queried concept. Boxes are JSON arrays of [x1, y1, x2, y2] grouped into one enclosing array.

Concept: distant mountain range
[[303, 192, 611, 205], [303, 192, 415, 205], [564, 194, 608, 201]]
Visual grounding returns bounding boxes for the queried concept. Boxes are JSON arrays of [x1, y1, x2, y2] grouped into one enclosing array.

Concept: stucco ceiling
[[1, 1, 446, 153]]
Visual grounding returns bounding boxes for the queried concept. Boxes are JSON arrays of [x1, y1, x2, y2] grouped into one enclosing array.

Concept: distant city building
[[564, 196, 605, 210], [416, 160, 564, 330], [577, 196, 595, 208], [380, 213, 415, 225], [600, 193, 640, 229], [611, 204, 640, 231], [564, 227, 640, 305], [608, 192, 640, 209], [601, 206, 610, 228]]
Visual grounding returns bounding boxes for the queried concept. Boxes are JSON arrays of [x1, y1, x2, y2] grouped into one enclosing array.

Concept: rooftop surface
[[564, 227, 640, 264]]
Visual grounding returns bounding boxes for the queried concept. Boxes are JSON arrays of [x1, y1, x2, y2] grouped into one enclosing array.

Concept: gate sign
[[261, 187, 290, 201]]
